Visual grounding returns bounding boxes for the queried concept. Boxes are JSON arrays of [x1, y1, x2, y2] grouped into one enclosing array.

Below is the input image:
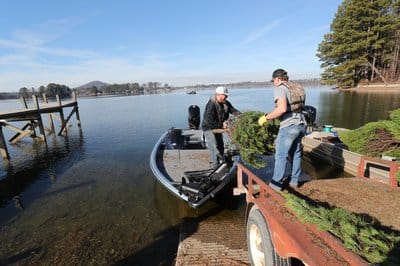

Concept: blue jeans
[[270, 124, 306, 189], [204, 130, 224, 167]]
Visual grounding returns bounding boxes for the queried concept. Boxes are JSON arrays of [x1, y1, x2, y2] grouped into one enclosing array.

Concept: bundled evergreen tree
[[317, 0, 400, 87], [339, 107, 400, 158], [230, 111, 280, 168]]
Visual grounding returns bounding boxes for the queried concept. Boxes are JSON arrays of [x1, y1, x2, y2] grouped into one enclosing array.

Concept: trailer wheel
[[247, 206, 291, 266]]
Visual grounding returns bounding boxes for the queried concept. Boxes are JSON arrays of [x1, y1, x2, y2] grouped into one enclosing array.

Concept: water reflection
[[0, 132, 86, 223], [317, 90, 400, 129]]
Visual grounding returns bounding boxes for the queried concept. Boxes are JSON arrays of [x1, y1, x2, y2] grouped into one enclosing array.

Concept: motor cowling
[[302, 105, 317, 125], [188, 105, 200, 129]]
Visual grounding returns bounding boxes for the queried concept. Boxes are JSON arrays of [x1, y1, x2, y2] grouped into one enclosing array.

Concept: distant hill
[[74, 81, 109, 90]]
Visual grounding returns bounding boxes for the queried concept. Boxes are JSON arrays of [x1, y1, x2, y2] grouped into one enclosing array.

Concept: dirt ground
[[292, 177, 400, 232]]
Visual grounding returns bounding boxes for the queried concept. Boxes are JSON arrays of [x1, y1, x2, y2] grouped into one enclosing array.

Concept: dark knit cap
[[272, 69, 288, 79]]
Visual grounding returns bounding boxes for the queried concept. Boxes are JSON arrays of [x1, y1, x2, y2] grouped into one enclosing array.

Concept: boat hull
[[150, 128, 240, 207]]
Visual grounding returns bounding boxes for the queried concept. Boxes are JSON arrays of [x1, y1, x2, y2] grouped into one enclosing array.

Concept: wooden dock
[[0, 92, 81, 161], [302, 131, 400, 188]]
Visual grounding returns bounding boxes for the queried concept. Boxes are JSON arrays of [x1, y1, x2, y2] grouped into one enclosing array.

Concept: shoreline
[[339, 83, 400, 92]]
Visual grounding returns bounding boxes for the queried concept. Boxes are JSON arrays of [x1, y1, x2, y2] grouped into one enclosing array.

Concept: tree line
[[0, 82, 173, 100], [79, 82, 173, 96], [317, 0, 400, 87], [18, 83, 72, 99]]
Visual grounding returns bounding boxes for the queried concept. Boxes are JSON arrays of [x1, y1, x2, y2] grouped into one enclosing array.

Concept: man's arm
[[227, 101, 241, 115], [266, 97, 287, 120]]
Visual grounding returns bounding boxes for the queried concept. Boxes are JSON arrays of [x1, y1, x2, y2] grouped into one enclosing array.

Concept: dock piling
[[20, 97, 37, 138], [32, 95, 47, 144], [56, 95, 67, 136], [72, 92, 81, 127], [42, 93, 55, 133], [0, 125, 10, 160]]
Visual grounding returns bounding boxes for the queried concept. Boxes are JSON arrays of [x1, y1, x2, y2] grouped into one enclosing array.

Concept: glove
[[258, 115, 267, 126]]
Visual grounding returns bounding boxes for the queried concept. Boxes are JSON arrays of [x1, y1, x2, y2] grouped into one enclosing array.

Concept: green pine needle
[[283, 193, 400, 264], [230, 111, 279, 168], [339, 108, 400, 159]]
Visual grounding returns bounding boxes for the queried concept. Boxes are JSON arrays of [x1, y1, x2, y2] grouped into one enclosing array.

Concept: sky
[[0, 0, 343, 92]]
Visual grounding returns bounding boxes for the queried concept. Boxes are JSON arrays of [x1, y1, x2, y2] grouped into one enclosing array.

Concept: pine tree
[[317, 0, 400, 87], [388, 1, 400, 81]]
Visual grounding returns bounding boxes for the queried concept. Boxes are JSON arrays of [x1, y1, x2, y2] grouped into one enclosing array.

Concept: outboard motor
[[188, 105, 200, 129], [302, 105, 317, 125], [302, 105, 317, 133]]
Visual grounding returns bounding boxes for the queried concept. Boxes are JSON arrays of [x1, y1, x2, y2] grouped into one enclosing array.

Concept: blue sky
[[0, 0, 342, 92]]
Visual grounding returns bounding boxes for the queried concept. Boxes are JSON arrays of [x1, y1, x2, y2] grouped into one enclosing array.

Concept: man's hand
[[258, 115, 267, 126]]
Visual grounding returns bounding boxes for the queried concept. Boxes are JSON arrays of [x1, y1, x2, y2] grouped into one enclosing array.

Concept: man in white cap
[[202, 86, 240, 167]]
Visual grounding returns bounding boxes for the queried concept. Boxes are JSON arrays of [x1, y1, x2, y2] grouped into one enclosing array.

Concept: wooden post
[[72, 92, 81, 127], [42, 93, 55, 133], [32, 95, 47, 144], [20, 96, 37, 138], [0, 124, 10, 160], [20, 97, 28, 108], [57, 95, 67, 135]]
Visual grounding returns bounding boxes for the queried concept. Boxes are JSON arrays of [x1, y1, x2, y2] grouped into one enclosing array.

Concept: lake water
[[1, 87, 400, 264]]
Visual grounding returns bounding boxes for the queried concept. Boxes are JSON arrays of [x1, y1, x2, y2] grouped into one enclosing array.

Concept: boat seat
[[182, 130, 206, 148]]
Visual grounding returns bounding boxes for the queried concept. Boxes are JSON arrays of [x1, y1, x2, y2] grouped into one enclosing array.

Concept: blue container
[[323, 125, 333, 132]]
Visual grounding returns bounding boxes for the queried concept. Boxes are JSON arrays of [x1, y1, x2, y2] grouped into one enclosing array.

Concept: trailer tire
[[247, 206, 291, 266]]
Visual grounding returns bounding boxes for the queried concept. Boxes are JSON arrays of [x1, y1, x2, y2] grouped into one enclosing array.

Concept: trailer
[[233, 162, 371, 265], [233, 150, 400, 266]]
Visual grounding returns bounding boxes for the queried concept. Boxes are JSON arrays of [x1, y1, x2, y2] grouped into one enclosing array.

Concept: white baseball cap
[[215, 86, 229, 96]]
